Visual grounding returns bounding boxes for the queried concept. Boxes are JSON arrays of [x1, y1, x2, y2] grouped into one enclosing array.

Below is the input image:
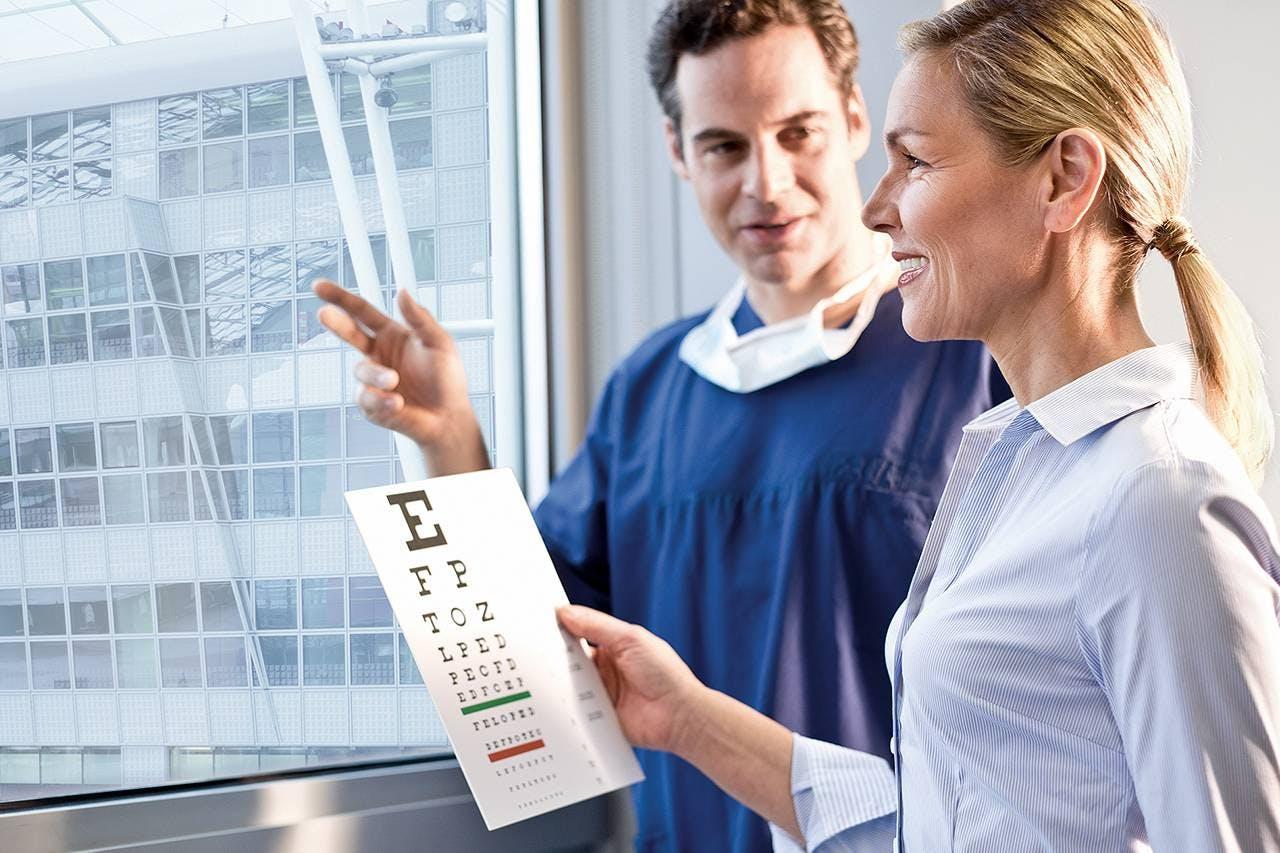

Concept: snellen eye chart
[[345, 468, 644, 830]]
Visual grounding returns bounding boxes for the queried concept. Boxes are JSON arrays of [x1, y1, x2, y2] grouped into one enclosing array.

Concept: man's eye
[[903, 153, 928, 171], [707, 141, 741, 156], [780, 127, 817, 144]]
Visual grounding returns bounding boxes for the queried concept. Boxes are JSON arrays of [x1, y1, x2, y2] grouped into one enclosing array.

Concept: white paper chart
[[345, 468, 645, 830]]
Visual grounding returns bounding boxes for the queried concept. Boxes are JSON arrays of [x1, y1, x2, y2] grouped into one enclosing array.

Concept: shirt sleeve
[[769, 734, 897, 852], [532, 373, 620, 613], [1074, 458, 1280, 852]]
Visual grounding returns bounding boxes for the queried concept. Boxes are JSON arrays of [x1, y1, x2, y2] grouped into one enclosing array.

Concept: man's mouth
[[741, 218, 802, 246]]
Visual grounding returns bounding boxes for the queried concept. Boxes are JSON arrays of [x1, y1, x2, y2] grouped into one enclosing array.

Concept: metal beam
[[316, 31, 486, 59], [71, 0, 121, 44]]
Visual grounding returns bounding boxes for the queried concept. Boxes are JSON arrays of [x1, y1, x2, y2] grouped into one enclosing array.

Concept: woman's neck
[[989, 253, 1156, 407]]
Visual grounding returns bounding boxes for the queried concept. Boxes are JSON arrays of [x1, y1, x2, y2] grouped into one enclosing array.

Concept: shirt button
[[889, 736, 897, 756]]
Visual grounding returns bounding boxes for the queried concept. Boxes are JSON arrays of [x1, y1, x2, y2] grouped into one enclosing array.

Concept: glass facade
[[0, 25, 495, 799]]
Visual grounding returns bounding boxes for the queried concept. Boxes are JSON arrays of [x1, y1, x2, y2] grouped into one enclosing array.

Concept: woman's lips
[[897, 256, 927, 286]]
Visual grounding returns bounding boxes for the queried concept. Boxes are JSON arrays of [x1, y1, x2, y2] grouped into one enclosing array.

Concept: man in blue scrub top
[[315, 1, 1007, 850]]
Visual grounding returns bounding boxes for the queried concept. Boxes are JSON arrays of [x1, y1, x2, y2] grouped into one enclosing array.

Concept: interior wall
[[562, 0, 1280, 512]]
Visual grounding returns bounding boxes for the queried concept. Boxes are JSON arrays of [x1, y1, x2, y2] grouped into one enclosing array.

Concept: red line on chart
[[488, 739, 546, 762]]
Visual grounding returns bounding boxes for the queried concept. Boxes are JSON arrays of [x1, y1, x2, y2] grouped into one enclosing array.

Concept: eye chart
[[345, 468, 644, 830]]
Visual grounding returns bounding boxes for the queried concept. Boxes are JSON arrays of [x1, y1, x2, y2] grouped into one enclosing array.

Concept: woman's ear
[[1041, 128, 1107, 234]]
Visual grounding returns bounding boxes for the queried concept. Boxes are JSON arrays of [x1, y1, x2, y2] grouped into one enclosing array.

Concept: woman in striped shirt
[[559, 0, 1280, 849]]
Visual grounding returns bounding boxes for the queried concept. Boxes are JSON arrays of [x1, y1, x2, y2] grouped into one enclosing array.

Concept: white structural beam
[[316, 31, 486, 59], [290, 0, 428, 482]]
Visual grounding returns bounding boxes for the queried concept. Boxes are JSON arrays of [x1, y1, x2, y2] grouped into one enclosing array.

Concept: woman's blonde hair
[[902, 0, 1273, 483]]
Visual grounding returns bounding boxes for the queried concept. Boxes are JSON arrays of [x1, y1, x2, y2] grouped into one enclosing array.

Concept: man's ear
[[1041, 128, 1107, 234], [845, 83, 871, 161], [665, 117, 690, 181]]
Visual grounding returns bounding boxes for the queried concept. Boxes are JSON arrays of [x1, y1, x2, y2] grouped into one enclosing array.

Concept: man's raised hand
[[312, 280, 489, 476]]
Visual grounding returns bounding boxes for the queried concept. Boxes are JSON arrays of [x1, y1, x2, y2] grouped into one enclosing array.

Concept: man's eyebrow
[[689, 111, 831, 146], [884, 127, 931, 147], [689, 127, 744, 146]]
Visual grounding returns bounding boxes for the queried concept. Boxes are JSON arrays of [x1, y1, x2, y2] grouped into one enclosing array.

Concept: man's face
[[668, 24, 869, 289]]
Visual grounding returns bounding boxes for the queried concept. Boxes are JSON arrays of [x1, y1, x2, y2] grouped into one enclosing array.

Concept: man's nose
[[742, 142, 795, 203]]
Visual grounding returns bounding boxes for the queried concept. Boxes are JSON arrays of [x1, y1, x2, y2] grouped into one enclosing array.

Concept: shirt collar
[[1026, 342, 1197, 446]]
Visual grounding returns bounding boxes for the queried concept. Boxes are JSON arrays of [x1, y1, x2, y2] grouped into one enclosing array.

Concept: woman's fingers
[[557, 605, 638, 650]]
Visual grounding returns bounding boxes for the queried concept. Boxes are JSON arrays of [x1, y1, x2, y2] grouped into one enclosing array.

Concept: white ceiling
[[0, 0, 338, 63]]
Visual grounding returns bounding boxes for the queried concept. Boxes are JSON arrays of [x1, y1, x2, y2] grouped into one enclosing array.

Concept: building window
[[301, 577, 343, 629], [302, 634, 344, 686]]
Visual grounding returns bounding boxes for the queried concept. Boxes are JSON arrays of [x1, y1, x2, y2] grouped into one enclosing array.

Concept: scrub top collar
[[678, 232, 899, 394]]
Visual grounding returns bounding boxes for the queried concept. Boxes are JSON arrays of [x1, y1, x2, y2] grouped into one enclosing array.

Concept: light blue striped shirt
[[770, 343, 1280, 852]]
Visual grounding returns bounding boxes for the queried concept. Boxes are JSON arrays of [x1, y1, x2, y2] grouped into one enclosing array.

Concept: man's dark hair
[[646, 0, 861, 143]]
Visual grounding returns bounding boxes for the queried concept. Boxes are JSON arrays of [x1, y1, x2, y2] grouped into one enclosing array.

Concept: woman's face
[[862, 54, 1047, 343]]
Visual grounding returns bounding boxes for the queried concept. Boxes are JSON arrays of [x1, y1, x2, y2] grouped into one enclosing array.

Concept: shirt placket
[[889, 414, 1038, 851]]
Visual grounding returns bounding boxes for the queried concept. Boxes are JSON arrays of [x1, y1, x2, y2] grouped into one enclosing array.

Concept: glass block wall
[[0, 32, 497, 798]]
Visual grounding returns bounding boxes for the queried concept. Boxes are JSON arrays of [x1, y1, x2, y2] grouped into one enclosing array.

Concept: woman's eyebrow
[[884, 127, 932, 147]]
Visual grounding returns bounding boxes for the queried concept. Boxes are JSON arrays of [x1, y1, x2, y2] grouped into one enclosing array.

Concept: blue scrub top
[[534, 290, 1010, 852]]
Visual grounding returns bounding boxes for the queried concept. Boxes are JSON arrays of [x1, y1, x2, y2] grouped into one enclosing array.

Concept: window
[[115, 638, 157, 688], [349, 576, 393, 628], [302, 634, 344, 685], [247, 81, 289, 134], [72, 640, 113, 688], [159, 637, 201, 688], [259, 635, 297, 686], [350, 633, 394, 685], [44, 259, 85, 309], [254, 580, 296, 630], [0, 118, 27, 168], [31, 113, 68, 162], [293, 131, 327, 182], [202, 88, 243, 139], [251, 467, 293, 518], [295, 240, 339, 293], [91, 309, 132, 360], [301, 577, 343, 629], [111, 585, 153, 634], [345, 407, 390, 457], [6, 318, 46, 368], [158, 94, 199, 145], [26, 587, 66, 636], [60, 478, 101, 526], [31, 165, 70, 206], [203, 141, 243, 193], [155, 583, 197, 633], [390, 117, 432, 170], [31, 641, 70, 689], [0, 643, 27, 689], [47, 313, 88, 364], [99, 422, 140, 469], [199, 582, 244, 632], [0, 11, 519, 810], [204, 637, 246, 686], [159, 147, 198, 199], [251, 411, 294, 463], [102, 475, 144, 524], [248, 135, 289, 187], [2, 263, 41, 314], [56, 423, 96, 472], [72, 107, 111, 158], [299, 464, 342, 516], [0, 589, 23, 636], [87, 255, 128, 306], [16, 428, 52, 475]]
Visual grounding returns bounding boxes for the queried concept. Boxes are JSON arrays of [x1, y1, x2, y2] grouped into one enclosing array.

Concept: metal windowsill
[[0, 754, 616, 852]]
